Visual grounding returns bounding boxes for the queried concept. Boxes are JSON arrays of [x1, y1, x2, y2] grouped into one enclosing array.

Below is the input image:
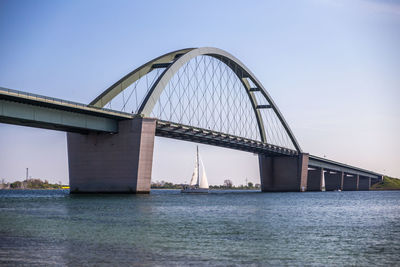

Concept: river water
[[0, 189, 399, 266]]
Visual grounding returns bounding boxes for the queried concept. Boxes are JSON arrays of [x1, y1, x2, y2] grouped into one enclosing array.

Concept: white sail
[[199, 158, 209, 189], [190, 158, 198, 186], [181, 146, 209, 193]]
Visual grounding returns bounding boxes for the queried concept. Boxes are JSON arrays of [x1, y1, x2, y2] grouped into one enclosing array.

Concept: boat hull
[[181, 188, 209, 193]]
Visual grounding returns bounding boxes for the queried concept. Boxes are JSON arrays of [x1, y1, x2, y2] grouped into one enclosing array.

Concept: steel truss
[[156, 120, 298, 156]]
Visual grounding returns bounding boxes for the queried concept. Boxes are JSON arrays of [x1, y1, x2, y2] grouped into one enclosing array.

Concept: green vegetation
[[209, 182, 260, 190], [1, 178, 67, 189], [371, 176, 400, 190], [151, 181, 182, 189], [151, 180, 260, 190]]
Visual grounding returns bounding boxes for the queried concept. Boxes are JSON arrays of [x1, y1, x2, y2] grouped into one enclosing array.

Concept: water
[[0, 190, 399, 266]]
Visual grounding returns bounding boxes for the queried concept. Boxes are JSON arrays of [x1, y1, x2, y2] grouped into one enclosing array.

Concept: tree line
[[151, 179, 260, 189], [0, 178, 66, 189]]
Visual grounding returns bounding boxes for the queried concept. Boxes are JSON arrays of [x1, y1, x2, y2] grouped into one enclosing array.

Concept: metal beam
[[152, 63, 171, 68], [256, 105, 272, 109]]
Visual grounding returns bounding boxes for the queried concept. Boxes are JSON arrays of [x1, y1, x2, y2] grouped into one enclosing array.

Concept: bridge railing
[[0, 87, 133, 118]]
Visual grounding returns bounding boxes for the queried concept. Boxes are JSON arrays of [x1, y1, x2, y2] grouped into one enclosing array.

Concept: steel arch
[[91, 47, 302, 152], [89, 48, 194, 108]]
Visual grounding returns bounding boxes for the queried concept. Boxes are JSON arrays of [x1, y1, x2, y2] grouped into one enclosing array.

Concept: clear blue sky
[[0, 0, 399, 184]]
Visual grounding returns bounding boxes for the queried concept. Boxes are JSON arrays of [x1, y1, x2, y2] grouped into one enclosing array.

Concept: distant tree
[[247, 182, 254, 188], [10, 181, 22, 188], [223, 179, 233, 188]]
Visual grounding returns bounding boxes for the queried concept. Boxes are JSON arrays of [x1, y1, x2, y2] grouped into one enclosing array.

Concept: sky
[[0, 0, 399, 185]]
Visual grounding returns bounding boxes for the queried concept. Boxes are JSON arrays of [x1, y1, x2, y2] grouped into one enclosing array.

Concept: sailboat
[[181, 146, 209, 193]]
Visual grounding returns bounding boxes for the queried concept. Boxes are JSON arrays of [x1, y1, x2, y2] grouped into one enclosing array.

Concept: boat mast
[[197, 146, 199, 186]]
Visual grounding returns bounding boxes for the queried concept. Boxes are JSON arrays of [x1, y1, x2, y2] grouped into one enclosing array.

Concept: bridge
[[0, 47, 383, 193]]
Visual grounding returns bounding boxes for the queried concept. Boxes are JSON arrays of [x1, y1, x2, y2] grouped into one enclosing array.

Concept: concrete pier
[[343, 174, 359, 191], [358, 176, 371, 191], [67, 117, 156, 193], [325, 171, 343, 191], [259, 153, 309, 192], [307, 168, 323, 191]]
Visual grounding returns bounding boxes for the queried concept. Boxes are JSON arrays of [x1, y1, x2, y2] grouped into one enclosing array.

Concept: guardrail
[[0, 87, 133, 118]]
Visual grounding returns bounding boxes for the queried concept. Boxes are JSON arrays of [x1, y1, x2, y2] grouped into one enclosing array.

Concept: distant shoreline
[[370, 188, 400, 191], [2, 176, 398, 191], [150, 188, 260, 190], [2, 188, 399, 192], [0, 188, 69, 190], [0, 178, 68, 190]]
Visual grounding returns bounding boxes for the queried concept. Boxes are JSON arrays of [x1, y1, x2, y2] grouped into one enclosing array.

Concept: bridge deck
[[0, 87, 133, 133], [0, 87, 132, 119]]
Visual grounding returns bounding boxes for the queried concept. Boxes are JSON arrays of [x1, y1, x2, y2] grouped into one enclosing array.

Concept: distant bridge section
[[307, 155, 382, 192], [309, 155, 381, 179]]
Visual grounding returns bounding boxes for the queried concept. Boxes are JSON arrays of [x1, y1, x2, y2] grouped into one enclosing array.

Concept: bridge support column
[[340, 172, 344, 190], [259, 153, 309, 192], [358, 176, 371, 191], [343, 174, 358, 191], [325, 171, 343, 191], [67, 117, 156, 194], [307, 168, 323, 191]]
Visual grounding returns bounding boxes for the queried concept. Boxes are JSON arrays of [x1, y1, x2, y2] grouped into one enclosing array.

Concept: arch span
[[91, 47, 301, 152]]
